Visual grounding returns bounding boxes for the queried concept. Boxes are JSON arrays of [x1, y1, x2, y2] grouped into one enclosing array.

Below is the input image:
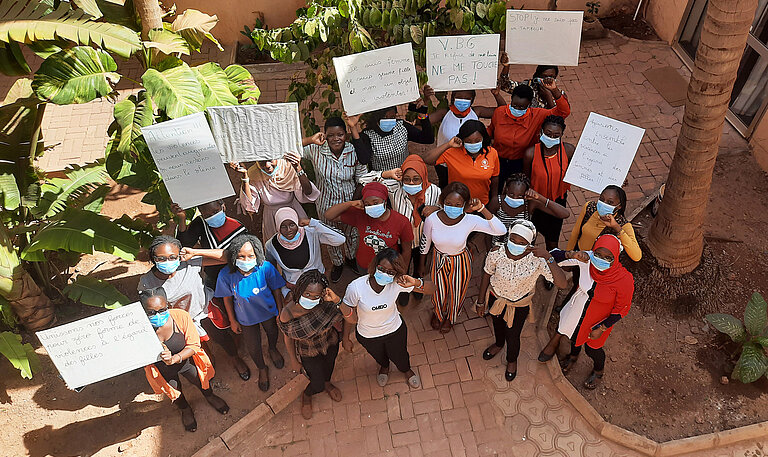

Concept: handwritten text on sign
[[505, 10, 583, 66], [333, 43, 420, 116], [564, 112, 645, 194], [142, 112, 235, 209], [37, 303, 164, 389], [207, 103, 303, 162], [426, 34, 499, 91]]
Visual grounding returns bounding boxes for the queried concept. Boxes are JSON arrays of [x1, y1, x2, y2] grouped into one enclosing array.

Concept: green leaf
[[32, 46, 119, 105], [113, 91, 154, 155], [410, 24, 423, 44], [193, 62, 237, 107], [745, 292, 768, 336], [2, 77, 34, 104], [26, 40, 63, 60], [224, 64, 260, 103], [78, 184, 110, 213], [0, 40, 30, 76], [753, 336, 768, 348], [706, 313, 748, 343], [0, 173, 20, 210], [113, 214, 159, 248], [35, 161, 109, 218], [63, 276, 129, 309], [72, 0, 103, 19], [0, 296, 16, 328], [733, 342, 768, 383], [143, 28, 190, 55], [0, 331, 37, 379], [142, 62, 204, 119], [171, 9, 222, 51]]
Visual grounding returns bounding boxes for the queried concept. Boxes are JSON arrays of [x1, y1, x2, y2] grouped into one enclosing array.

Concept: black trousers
[[497, 158, 524, 193], [155, 359, 211, 409], [531, 194, 568, 246], [301, 343, 340, 395], [490, 301, 530, 363], [569, 342, 606, 371], [200, 317, 239, 358], [356, 322, 411, 372], [242, 316, 279, 369]]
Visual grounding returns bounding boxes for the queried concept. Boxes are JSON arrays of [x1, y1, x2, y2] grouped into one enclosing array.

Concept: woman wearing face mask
[[340, 248, 435, 387], [235, 153, 320, 240], [419, 182, 507, 333], [423, 120, 500, 212], [567, 185, 641, 261], [278, 270, 350, 419], [265, 207, 346, 289], [476, 221, 567, 381], [497, 52, 561, 109], [141, 287, 228, 432], [522, 115, 575, 250], [324, 182, 414, 274], [215, 234, 287, 391], [360, 106, 435, 172]]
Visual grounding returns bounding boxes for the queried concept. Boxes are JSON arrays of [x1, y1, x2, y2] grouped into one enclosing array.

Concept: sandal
[[584, 371, 603, 390], [301, 393, 313, 420], [258, 367, 270, 392], [326, 383, 342, 402], [559, 355, 578, 374], [483, 344, 502, 361], [439, 319, 453, 334], [180, 406, 197, 432], [269, 348, 285, 369], [430, 313, 441, 330], [205, 393, 230, 415]]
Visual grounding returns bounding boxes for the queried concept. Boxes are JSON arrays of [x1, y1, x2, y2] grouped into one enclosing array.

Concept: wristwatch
[[297, 169, 307, 177], [546, 256, 555, 264]]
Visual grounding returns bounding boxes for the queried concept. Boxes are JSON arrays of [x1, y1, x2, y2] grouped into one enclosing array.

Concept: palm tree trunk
[[647, 0, 758, 275], [134, 0, 164, 40], [6, 270, 56, 331]]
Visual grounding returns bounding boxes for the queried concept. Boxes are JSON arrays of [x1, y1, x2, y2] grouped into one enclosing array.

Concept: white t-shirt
[[343, 276, 414, 338], [420, 212, 507, 255], [437, 109, 479, 145]]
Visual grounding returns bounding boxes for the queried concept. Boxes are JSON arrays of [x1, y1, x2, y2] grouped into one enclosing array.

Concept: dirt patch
[[601, 13, 661, 41]]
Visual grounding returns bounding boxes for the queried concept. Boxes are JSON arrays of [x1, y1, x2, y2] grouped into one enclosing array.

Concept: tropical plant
[[585, 1, 600, 17], [706, 292, 768, 383], [249, 0, 509, 134]]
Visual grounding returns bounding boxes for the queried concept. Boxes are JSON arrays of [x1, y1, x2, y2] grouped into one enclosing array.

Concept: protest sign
[[207, 103, 303, 162], [333, 43, 420, 115], [564, 112, 646, 194], [37, 303, 164, 390], [142, 112, 234, 209], [426, 34, 500, 91], [505, 10, 583, 66]]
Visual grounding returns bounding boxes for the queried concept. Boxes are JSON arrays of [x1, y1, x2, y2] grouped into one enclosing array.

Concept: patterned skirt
[[430, 249, 473, 324]]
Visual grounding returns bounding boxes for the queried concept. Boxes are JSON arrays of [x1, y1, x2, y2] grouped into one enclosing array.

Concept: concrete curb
[[191, 374, 309, 456], [536, 327, 768, 455]]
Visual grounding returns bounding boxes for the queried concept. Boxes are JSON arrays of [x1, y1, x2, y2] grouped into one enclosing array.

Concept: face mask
[[402, 183, 422, 195], [464, 141, 483, 154], [236, 258, 258, 272], [155, 259, 180, 275], [596, 200, 616, 217], [280, 231, 300, 243], [379, 119, 397, 132], [506, 240, 529, 256], [262, 162, 279, 177], [509, 106, 528, 118], [540, 133, 561, 148], [453, 98, 472, 112], [205, 210, 226, 228], [365, 202, 386, 218], [443, 205, 464, 219], [148, 310, 170, 329], [504, 196, 525, 208], [589, 251, 612, 271], [374, 270, 395, 286], [298, 295, 321, 309]]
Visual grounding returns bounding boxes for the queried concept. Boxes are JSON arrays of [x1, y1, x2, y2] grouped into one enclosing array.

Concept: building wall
[[751, 116, 768, 172], [645, 0, 689, 43]]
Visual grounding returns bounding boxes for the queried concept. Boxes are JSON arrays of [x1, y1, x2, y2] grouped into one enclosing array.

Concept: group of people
[[136, 53, 640, 429]]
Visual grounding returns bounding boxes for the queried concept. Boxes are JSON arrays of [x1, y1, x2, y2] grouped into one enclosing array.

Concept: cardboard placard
[[505, 10, 583, 66], [426, 34, 500, 91]]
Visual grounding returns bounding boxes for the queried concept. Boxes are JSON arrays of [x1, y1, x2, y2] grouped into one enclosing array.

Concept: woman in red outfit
[[560, 234, 634, 389]]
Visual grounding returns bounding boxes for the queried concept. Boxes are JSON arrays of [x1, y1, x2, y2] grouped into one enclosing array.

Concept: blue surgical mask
[[298, 295, 321, 309], [280, 231, 300, 243], [402, 183, 422, 195], [379, 119, 397, 132], [540, 133, 561, 148], [505, 196, 525, 208], [453, 98, 472, 112], [596, 200, 616, 217], [464, 141, 483, 153], [205, 210, 226, 228], [262, 162, 279, 177], [148, 310, 170, 329], [443, 205, 464, 219], [236, 258, 258, 272], [589, 251, 612, 271], [365, 202, 386, 218], [509, 106, 528, 117], [155, 259, 180, 275], [506, 240, 529, 256], [374, 270, 395, 286]]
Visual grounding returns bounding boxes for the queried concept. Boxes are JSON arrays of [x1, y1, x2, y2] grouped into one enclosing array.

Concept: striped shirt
[[362, 118, 435, 171], [302, 142, 368, 217], [493, 196, 531, 245]]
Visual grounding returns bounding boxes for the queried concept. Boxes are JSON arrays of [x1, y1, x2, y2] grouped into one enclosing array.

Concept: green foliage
[[706, 292, 768, 383], [0, 331, 38, 379], [63, 275, 130, 309], [32, 46, 120, 104]]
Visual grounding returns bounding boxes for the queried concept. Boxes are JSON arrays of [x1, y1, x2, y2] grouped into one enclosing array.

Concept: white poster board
[[207, 103, 304, 162], [36, 303, 164, 390], [505, 10, 583, 66], [333, 43, 420, 115], [426, 34, 500, 91], [142, 112, 235, 209], [564, 112, 646, 194]]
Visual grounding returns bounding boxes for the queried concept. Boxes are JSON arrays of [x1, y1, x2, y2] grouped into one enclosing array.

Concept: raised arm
[[403, 116, 435, 144], [423, 137, 461, 165], [180, 248, 226, 266], [527, 189, 570, 219], [324, 200, 364, 222]]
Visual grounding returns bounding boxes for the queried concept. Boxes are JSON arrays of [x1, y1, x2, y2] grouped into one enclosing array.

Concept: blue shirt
[[214, 262, 286, 325]]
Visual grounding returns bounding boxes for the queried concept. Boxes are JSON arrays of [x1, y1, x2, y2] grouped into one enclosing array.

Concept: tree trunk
[[7, 270, 56, 331], [647, 0, 758, 275], [134, 0, 164, 40]]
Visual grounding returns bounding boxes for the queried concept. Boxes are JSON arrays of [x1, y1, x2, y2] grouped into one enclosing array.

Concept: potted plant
[[582, 1, 608, 39]]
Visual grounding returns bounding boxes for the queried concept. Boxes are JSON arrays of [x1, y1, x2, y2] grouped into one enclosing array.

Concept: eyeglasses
[[146, 306, 169, 317], [154, 255, 179, 262]]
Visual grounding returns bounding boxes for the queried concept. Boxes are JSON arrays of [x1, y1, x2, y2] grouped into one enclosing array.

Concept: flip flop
[[376, 373, 389, 387], [584, 371, 603, 390]]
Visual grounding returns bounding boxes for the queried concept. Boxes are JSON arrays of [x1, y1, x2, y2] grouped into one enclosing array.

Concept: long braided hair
[[293, 269, 330, 303]]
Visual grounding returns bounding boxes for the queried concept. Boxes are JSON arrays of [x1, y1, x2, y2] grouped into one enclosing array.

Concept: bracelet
[[545, 198, 549, 208], [417, 278, 424, 289], [242, 177, 250, 182], [341, 306, 354, 318], [417, 113, 429, 120], [297, 169, 307, 177]]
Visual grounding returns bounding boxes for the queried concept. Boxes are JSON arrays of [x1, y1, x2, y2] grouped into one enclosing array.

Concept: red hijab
[[401, 154, 429, 227], [590, 234, 634, 317]]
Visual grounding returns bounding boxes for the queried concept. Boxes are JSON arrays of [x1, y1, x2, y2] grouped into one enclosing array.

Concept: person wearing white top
[[340, 248, 435, 388], [419, 182, 507, 333]]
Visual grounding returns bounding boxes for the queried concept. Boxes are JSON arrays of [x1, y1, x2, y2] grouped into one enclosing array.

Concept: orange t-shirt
[[437, 146, 500, 204], [530, 143, 571, 200]]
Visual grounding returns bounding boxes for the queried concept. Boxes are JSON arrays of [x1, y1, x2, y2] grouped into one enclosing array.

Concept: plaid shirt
[[277, 301, 343, 357]]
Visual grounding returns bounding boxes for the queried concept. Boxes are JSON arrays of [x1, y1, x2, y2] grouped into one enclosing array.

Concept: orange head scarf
[[401, 154, 429, 227]]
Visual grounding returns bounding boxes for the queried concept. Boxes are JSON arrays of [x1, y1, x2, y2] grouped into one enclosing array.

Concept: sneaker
[[330, 264, 344, 283]]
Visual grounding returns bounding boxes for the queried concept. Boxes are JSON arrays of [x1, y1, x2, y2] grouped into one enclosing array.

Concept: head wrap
[[362, 181, 389, 201], [509, 220, 536, 244], [274, 207, 305, 249], [247, 157, 301, 192], [400, 154, 429, 227], [589, 234, 634, 317]]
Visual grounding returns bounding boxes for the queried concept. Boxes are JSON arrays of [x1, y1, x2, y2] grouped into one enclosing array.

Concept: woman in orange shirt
[[423, 120, 500, 213]]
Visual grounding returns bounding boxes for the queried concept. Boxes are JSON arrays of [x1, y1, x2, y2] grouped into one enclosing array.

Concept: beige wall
[[751, 116, 768, 172], [645, 0, 689, 43]]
